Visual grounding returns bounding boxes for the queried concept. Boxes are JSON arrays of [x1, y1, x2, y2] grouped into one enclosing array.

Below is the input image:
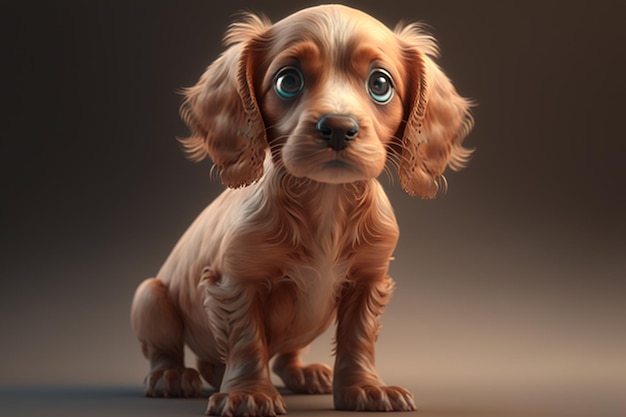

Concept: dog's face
[[181, 5, 473, 197], [254, 10, 407, 184]]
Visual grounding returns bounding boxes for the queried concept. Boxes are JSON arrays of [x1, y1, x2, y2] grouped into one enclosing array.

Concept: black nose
[[316, 114, 359, 151]]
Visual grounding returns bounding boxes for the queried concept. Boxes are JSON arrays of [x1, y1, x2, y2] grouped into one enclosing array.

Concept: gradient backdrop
[[3, 1, 625, 416]]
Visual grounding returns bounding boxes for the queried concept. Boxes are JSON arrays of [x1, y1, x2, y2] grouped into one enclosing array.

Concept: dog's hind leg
[[131, 278, 202, 397]]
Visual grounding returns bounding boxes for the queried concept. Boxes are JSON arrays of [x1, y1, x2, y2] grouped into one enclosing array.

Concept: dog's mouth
[[322, 159, 352, 169], [319, 150, 361, 174], [301, 152, 365, 184]]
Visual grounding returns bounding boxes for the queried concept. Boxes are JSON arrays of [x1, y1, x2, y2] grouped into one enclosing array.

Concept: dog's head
[[181, 5, 473, 198]]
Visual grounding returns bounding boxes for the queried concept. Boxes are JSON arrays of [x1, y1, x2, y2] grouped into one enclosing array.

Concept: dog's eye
[[274, 66, 304, 99], [367, 69, 394, 104]]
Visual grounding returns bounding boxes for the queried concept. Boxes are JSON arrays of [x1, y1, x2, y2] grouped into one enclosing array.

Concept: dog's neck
[[254, 161, 377, 247], [263, 161, 372, 210]]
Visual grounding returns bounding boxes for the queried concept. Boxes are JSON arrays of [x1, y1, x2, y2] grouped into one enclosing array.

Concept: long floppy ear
[[179, 15, 270, 188], [396, 24, 474, 198]]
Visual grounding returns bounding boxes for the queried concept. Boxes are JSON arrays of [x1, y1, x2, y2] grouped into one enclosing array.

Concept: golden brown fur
[[131, 5, 472, 416]]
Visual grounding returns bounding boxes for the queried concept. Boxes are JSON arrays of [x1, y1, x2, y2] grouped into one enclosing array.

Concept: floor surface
[[1, 378, 623, 417]]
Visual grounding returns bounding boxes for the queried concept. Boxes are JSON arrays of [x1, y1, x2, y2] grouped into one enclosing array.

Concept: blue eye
[[367, 69, 394, 104], [274, 66, 304, 99]]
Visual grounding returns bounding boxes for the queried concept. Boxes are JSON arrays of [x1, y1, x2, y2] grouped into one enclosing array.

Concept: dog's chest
[[266, 210, 350, 351]]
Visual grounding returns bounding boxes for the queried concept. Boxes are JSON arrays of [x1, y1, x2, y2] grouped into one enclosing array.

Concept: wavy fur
[[132, 5, 472, 416]]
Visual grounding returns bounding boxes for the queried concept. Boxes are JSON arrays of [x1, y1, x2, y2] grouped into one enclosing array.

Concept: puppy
[[131, 4, 473, 416]]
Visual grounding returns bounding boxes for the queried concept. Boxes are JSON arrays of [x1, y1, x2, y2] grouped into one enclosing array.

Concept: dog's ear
[[180, 16, 270, 188], [395, 25, 474, 198]]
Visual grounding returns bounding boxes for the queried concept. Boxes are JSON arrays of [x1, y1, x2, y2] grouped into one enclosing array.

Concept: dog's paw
[[280, 363, 333, 394], [144, 367, 202, 398], [206, 391, 287, 417], [334, 384, 416, 412]]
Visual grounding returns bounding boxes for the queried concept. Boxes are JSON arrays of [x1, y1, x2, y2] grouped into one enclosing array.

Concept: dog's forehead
[[268, 5, 398, 58]]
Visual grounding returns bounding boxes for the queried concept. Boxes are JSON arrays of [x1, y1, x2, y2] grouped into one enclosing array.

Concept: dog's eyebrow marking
[[351, 45, 385, 63], [275, 40, 322, 65], [261, 41, 323, 96], [346, 42, 399, 79]]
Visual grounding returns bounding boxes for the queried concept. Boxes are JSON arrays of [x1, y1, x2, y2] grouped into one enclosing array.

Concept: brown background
[[2, 1, 625, 416]]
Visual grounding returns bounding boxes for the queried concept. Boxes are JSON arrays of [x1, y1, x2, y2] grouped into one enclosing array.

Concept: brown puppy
[[131, 4, 473, 416]]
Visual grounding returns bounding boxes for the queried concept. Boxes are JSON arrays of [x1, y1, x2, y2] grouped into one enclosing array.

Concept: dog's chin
[[306, 163, 367, 184], [283, 158, 383, 184]]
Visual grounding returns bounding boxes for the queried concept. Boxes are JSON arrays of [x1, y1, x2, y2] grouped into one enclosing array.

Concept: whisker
[[381, 163, 395, 185], [209, 163, 221, 183], [262, 121, 282, 133], [435, 174, 448, 195]]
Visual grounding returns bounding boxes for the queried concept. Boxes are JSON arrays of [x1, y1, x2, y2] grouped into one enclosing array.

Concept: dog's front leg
[[333, 275, 416, 412], [201, 270, 286, 417]]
